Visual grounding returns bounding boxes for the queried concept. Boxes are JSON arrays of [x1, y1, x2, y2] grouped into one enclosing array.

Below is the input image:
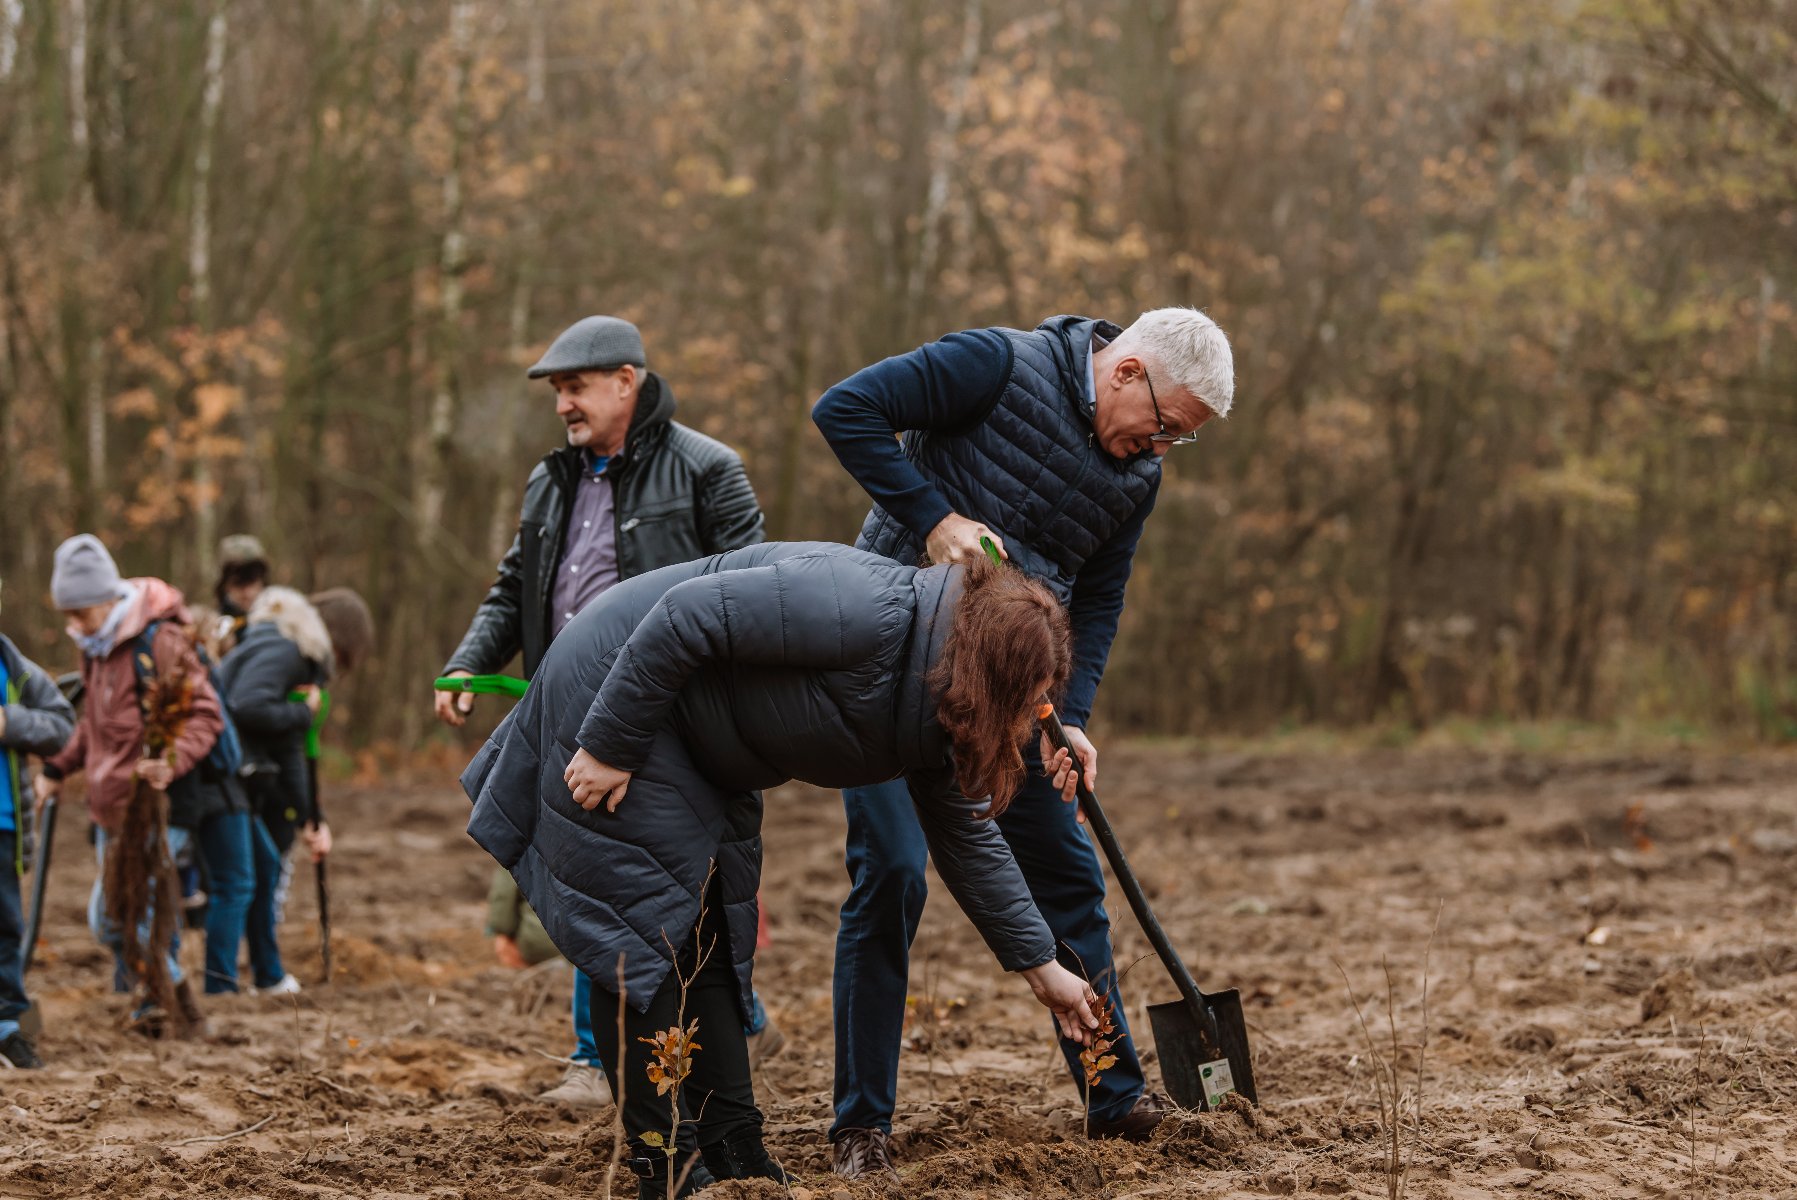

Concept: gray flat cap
[[526, 316, 647, 379]]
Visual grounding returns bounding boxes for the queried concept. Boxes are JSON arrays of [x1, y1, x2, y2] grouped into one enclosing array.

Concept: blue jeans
[[192, 810, 256, 993], [572, 971, 770, 1068], [246, 814, 288, 989], [0, 832, 29, 1040], [89, 826, 189, 988], [831, 771, 1145, 1138]]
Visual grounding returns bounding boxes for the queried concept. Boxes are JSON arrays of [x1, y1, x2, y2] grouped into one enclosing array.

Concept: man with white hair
[[812, 309, 1234, 1176]]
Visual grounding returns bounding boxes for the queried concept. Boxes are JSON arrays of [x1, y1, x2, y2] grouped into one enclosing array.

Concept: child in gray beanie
[[50, 534, 130, 612]]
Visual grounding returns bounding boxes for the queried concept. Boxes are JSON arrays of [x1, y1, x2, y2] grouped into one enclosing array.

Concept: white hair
[[1111, 307, 1235, 418]]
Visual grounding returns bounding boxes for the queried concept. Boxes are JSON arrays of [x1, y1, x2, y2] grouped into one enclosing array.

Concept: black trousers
[[591, 888, 761, 1154]]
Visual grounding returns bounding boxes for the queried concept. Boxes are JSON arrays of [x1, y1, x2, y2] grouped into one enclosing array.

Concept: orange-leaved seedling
[[640, 1020, 701, 1097]]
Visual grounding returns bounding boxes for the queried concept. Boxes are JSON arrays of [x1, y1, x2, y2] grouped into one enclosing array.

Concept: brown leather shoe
[[1085, 1091, 1173, 1142], [832, 1127, 900, 1183]]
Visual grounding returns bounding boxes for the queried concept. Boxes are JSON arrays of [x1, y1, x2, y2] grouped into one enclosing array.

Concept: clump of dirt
[[1639, 968, 1702, 1022], [1500, 1022, 1559, 1052]]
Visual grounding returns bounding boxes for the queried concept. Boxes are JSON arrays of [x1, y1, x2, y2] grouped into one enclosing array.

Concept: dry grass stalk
[[601, 953, 629, 1200], [1335, 900, 1441, 1200], [643, 861, 718, 1199]]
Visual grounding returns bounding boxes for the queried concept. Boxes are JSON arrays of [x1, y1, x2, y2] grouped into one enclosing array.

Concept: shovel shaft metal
[[304, 751, 333, 983], [1039, 710, 1223, 1044]]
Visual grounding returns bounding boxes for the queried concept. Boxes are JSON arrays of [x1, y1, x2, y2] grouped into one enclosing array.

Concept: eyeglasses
[[1144, 368, 1204, 445]]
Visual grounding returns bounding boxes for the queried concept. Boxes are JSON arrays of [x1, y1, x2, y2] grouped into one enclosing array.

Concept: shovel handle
[[22, 791, 56, 975], [434, 674, 529, 699], [1039, 706, 1221, 1043]]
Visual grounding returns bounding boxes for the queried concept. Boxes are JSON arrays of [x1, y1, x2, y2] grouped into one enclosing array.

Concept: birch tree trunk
[[0, 0, 20, 80], [64, 0, 106, 527], [415, 0, 474, 542], [902, 0, 980, 342], [487, 0, 544, 561], [190, 0, 228, 583]]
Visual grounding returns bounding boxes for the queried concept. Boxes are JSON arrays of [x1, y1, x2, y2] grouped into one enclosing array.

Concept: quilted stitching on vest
[[857, 322, 1159, 601]]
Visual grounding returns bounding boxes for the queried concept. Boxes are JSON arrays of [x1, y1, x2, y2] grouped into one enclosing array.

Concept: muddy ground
[[2, 745, 1794, 1198]]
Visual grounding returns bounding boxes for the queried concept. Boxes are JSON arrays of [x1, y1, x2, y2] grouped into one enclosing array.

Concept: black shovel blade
[[1148, 988, 1258, 1111]]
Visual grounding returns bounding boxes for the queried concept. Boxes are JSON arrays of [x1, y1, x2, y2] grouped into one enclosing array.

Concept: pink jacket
[[46, 578, 223, 831]]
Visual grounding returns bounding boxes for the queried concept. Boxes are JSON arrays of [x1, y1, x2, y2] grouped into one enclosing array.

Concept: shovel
[[1038, 707, 1258, 1110], [433, 674, 529, 699], [976, 537, 1256, 1110], [292, 689, 335, 984], [21, 779, 56, 977]]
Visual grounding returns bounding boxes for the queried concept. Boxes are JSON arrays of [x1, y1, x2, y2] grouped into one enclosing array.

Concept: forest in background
[[1, 0, 1791, 748]]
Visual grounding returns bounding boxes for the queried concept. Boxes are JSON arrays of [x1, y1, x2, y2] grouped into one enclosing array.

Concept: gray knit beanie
[[52, 534, 127, 610]]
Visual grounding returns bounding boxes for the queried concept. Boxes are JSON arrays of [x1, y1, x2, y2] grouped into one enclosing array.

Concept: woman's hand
[[135, 757, 174, 791], [301, 821, 333, 862], [564, 748, 633, 812], [1040, 724, 1097, 818], [1019, 960, 1101, 1045]]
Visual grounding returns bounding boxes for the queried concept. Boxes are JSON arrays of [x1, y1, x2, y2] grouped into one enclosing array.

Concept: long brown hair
[[929, 561, 1073, 816]]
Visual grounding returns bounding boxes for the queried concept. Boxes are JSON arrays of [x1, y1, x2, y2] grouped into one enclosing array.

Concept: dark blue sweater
[[813, 329, 1154, 726]]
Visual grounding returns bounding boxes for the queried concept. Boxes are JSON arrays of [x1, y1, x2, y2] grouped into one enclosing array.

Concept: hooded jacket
[[444, 373, 766, 680], [217, 587, 333, 826], [43, 580, 225, 832], [0, 635, 76, 869], [462, 542, 1054, 1017]]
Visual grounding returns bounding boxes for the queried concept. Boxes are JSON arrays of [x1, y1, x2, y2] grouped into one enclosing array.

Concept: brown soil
[[3, 746, 1795, 1198]]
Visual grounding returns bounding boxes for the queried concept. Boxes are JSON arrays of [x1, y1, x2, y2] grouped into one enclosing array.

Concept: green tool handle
[[287, 689, 332, 759], [433, 674, 529, 699], [979, 535, 1004, 567]]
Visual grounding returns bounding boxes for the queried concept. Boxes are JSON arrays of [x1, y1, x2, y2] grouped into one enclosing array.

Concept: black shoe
[[704, 1131, 790, 1184], [0, 1031, 43, 1069], [1085, 1090, 1173, 1142], [628, 1143, 716, 1200]]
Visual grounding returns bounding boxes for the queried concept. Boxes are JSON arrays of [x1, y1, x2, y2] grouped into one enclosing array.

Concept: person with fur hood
[[38, 535, 223, 1036], [217, 586, 334, 996]]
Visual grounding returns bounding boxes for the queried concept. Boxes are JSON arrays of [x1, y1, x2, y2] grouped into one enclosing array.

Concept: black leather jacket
[[444, 374, 765, 679]]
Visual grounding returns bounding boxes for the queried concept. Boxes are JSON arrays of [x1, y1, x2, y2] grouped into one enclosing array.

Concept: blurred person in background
[[38, 535, 223, 1037], [217, 587, 334, 996], [0, 576, 77, 1067]]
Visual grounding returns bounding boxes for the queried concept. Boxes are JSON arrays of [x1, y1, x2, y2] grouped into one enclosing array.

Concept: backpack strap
[[131, 619, 163, 721]]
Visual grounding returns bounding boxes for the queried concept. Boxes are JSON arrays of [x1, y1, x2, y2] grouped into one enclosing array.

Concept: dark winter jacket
[[813, 315, 1160, 726], [1, 634, 76, 870], [444, 374, 766, 681], [217, 589, 332, 828], [462, 542, 1055, 1017]]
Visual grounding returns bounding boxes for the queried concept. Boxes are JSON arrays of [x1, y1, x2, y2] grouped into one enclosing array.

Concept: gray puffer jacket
[[462, 542, 1054, 1017]]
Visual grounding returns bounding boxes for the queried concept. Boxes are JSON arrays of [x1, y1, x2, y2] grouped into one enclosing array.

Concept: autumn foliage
[[0, 0, 1790, 743]]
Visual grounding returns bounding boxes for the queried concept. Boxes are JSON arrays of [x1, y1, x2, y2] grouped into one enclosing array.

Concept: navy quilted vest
[[855, 316, 1160, 601]]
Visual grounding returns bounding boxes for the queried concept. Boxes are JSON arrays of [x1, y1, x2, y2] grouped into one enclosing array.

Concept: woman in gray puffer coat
[[463, 541, 1100, 1197]]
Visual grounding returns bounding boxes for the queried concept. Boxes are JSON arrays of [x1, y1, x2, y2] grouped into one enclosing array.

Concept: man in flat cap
[[437, 315, 769, 1107]]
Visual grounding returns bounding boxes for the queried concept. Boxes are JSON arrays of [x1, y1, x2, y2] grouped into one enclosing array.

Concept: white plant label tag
[[1200, 1058, 1235, 1108]]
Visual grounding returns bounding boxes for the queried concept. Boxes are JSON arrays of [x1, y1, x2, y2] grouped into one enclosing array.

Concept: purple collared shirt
[[551, 455, 620, 637]]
